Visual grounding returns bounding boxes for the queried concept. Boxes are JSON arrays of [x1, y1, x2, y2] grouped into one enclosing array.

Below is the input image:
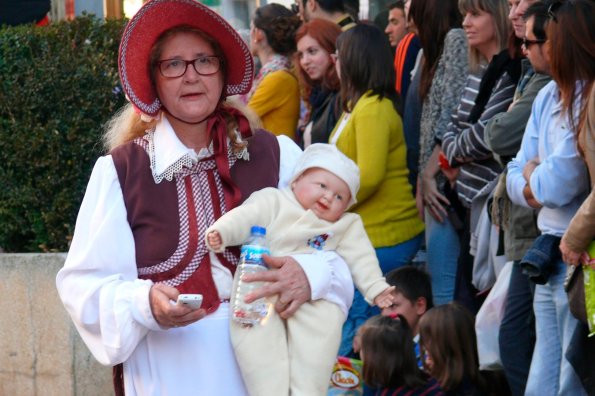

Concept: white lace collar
[[147, 115, 249, 184], [149, 115, 213, 183]]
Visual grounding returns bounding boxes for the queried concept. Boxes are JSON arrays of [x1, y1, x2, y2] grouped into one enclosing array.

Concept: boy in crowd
[[381, 266, 433, 367], [354, 266, 433, 368]]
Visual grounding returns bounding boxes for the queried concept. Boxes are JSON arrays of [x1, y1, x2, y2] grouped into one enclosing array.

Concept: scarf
[[309, 85, 332, 110], [207, 106, 252, 210], [468, 49, 522, 124], [247, 54, 291, 101]]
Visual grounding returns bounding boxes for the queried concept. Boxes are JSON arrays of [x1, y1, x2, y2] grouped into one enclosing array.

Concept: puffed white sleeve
[[277, 135, 301, 188], [56, 155, 161, 366]]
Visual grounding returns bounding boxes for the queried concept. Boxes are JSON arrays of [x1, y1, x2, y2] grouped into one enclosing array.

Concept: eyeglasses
[[547, 0, 564, 22], [522, 37, 546, 48], [157, 56, 221, 78]]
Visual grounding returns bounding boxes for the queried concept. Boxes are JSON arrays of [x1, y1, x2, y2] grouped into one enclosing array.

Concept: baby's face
[[292, 168, 351, 222]]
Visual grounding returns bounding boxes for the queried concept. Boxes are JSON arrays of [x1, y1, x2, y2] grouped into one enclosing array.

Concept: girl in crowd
[[360, 315, 444, 396], [414, 0, 468, 306], [440, 0, 520, 311], [508, 1, 594, 393], [331, 23, 425, 356], [295, 18, 342, 147], [248, 4, 301, 139], [419, 303, 485, 395]]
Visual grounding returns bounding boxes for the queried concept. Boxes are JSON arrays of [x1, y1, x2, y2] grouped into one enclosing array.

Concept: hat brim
[[119, 0, 254, 117]]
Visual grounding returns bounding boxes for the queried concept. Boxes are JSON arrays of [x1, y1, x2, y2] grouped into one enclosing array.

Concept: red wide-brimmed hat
[[118, 0, 254, 117]]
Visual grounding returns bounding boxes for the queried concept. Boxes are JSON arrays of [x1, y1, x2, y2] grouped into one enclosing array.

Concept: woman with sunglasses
[[248, 4, 302, 140], [484, 2, 553, 394]]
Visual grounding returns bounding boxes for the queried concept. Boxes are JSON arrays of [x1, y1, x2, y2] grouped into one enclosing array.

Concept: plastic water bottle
[[232, 226, 271, 326]]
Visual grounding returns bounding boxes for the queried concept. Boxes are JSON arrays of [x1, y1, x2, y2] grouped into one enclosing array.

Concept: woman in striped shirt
[[439, 0, 521, 311]]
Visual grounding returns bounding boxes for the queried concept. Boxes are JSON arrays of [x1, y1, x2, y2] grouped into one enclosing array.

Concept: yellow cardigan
[[248, 70, 300, 140], [330, 92, 424, 248]]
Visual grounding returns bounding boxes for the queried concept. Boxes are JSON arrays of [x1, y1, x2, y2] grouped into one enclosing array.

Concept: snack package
[[327, 356, 364, 396]]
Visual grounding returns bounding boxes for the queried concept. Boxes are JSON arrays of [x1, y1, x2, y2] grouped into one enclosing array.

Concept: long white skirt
[[124, 303, 248, 395]]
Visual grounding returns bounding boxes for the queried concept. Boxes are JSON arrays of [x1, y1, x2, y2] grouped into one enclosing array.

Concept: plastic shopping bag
[[584, 242, 595, 336], [585, 266, 595, 336], [475, 261, 513, 370]]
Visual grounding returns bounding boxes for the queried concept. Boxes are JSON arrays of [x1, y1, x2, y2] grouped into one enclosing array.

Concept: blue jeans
[[338, 233, 424, 356], [498, 261, 535, 396], [425, 208, 460, 305], [524, 259, 585, 395]]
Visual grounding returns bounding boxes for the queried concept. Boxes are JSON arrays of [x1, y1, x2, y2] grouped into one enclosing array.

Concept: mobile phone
[[176, 294, 203, 310]]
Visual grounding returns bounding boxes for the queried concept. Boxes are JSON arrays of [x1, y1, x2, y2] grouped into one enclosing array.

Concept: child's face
[[381, 291, 423, 334], [422, 344, 434, 372], [291, 168, 351, 222]]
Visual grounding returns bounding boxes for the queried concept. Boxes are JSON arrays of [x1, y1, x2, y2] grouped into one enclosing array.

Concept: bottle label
[[240, 244, 270, 265]]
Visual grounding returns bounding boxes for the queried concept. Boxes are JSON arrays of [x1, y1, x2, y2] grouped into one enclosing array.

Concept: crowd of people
[[56, 0, 595, 395]]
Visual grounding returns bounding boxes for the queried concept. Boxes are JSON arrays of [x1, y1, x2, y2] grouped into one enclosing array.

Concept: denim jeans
[[374, 233, 424, 274], [425, 208, 460, 305], [454, 208, 481, 314], [524, 259, 585, 396], [498, 261, 535, 396], [338, 232, 424, 356]]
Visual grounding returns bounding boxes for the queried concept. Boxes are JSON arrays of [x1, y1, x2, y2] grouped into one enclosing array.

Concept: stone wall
[[0, 254, 112, 395]]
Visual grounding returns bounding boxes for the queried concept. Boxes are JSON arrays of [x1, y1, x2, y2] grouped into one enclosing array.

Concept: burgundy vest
[[111, 129, 280, 313]]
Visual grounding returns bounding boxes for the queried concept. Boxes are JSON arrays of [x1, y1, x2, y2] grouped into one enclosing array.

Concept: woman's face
[[297, 34, 332, 81], [462, 9, 497, 51], [154, 32, 224, 124], [422, 344, 435, 372]]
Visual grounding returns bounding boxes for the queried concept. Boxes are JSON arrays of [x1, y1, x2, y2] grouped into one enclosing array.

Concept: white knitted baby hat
[[290, 143, 360, 207]]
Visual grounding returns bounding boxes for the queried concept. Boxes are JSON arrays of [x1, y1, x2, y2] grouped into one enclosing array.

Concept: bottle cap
[[250, 226, 266, 236]]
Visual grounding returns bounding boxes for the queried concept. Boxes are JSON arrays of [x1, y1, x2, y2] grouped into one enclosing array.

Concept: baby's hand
[[374, 286, 395, 309], [207, 231, 222, 250]]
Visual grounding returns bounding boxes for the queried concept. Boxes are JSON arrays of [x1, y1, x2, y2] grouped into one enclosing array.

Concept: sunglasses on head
[[547, 0, 564, 22]]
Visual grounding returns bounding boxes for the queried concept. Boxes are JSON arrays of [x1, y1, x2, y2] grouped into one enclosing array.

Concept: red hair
[[294, 18, 341, 99]]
